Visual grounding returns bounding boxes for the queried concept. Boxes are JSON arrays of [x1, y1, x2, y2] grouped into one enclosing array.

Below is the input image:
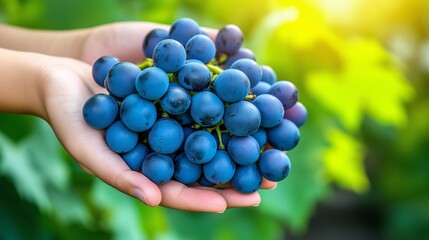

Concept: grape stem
[[245, 94, 256, 101], [137, 58, 154, 70], [205, 120, 225, 150], [206, 64, 224, 75]]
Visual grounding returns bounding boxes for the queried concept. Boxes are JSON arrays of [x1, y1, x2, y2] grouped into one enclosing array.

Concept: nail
[[269, 184, 277, 190], [132, 188, 148, 204]]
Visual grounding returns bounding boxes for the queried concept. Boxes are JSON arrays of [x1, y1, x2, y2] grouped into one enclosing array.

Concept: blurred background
[[0, 0, 428, 239]]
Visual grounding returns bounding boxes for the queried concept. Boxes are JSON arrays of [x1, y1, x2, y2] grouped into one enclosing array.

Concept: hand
[[0, 22, 276, 212]]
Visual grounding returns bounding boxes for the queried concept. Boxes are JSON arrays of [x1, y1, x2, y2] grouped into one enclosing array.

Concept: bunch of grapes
[[82, 18, 308, 194]]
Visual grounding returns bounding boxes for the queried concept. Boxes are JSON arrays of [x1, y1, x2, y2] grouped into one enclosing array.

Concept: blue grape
[[173, 152, 202, 184], [224, 48, 256, 68], [160, 84, 191, 115], [266, 119, 300, 151], [120, 94, 157, 132], [121, 143, 149, 171], [178, 62, 212, 91], [227, 136, 260, 165], [260, 65, 277, 85], [224, 101, 261, 136], [251, 128, 267, 149], [141, 152, 174, 184], [106, 62, 140, 98], [203, 150, 236, 184], [186, 34, 216, 63], [230, 59, 262, 88], [198, 174, 215, 187], [258, 149, 291, 182], [92, 56, 120, 87], [251, 81, 271, 96], [215, 24, 243, 55], [268, 81, 298, 109], [184, 130, 217, 164], [252, 94, 284, 128], [283, 102, 308, 127], [83, 93, 118, 129], [190, 91, 224, 127], [174, 111, 193, 125], [169, 18, 200, 46], [106, 120, 138, 153], [143, 28, 169, 58], [231, 163, 262, 194], [153, 39, 186, 73], [135, 67, 169, 100], [148, 118, 184, 154], [213, 69, 250, 103]]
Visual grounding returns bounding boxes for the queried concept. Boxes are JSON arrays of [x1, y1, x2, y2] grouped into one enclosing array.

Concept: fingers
[[159, 181, 227, 213], [261, 178, 277, 190], [213, 188, 261, 208]]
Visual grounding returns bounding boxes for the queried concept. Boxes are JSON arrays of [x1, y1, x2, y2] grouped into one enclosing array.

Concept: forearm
[[0, 48, 47, 116], [0, 24, 89, 60]]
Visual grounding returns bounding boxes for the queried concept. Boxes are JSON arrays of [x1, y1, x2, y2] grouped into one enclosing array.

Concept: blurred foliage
[[1, 0, 429, 239]]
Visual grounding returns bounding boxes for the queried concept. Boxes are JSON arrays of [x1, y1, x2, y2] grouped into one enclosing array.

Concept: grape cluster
[[82, 18, 308, 194]]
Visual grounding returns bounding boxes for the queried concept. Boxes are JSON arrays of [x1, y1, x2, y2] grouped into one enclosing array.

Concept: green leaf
[[323, 129, 369, 193]]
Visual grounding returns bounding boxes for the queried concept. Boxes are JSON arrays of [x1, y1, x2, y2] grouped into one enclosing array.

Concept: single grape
[[169, 18, 200, 46], [178, 62, 212, 91], [231, 163, 262, 194], [120, 94, 157, 132], [203, 150, 236, 184], [260, 65, 277, 85], [92, 56, 120, 87], [121, 143, 149, 171], [224, 48, 256, 68], [106, 62, 140, 98], [143, 28, 169, 58], [173, 152, 202, 184], [190, 91, 224, 127], [160, 84, 191, 115], [141, 152, 174, 184], [186, 34, 216, 63], [148, 118, 184, 154], [266, 119, 300, 151], [251, 128, 267, 149], [284, 102, 308, 127], [135, 67, 169, 100], [106, 120, 138, 153], [213, 69, 250, 103], [252, 94, 284, 128], [268, 81, 299, 109], [153, 39, 186, 73], [184, 130, 217, 164], [258, 149, 291, 182], [227, 136, 260, 165], [224, 101, 261, 136], [251, 81, 271, 96], [215, 24, 243, 55], [83, 93, 118, 129], [230, 58, 262, 88]]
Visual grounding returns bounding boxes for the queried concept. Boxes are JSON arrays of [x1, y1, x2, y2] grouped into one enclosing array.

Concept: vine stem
[[137, 58, 154, 70], [206, 64, 224, 75]]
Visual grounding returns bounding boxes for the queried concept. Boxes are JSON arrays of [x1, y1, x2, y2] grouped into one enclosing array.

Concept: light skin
[[0, 22, 277, 213]]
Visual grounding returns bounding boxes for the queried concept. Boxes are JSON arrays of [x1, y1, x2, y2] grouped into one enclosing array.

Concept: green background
[[1, 0, 428, 239]]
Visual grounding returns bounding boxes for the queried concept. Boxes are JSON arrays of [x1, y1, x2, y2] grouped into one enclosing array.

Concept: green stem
[[245, 94, 256, 101], [137, 59, 154, 70], [207, 64, 224, 75], [215, 126, 225, 150]]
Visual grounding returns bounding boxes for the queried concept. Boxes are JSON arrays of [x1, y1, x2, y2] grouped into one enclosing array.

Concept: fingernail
[[253, 203, 260, 207], [217, 209, 225, 213], [132, 188, 148, 204], [269, 184, 277, 190]]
